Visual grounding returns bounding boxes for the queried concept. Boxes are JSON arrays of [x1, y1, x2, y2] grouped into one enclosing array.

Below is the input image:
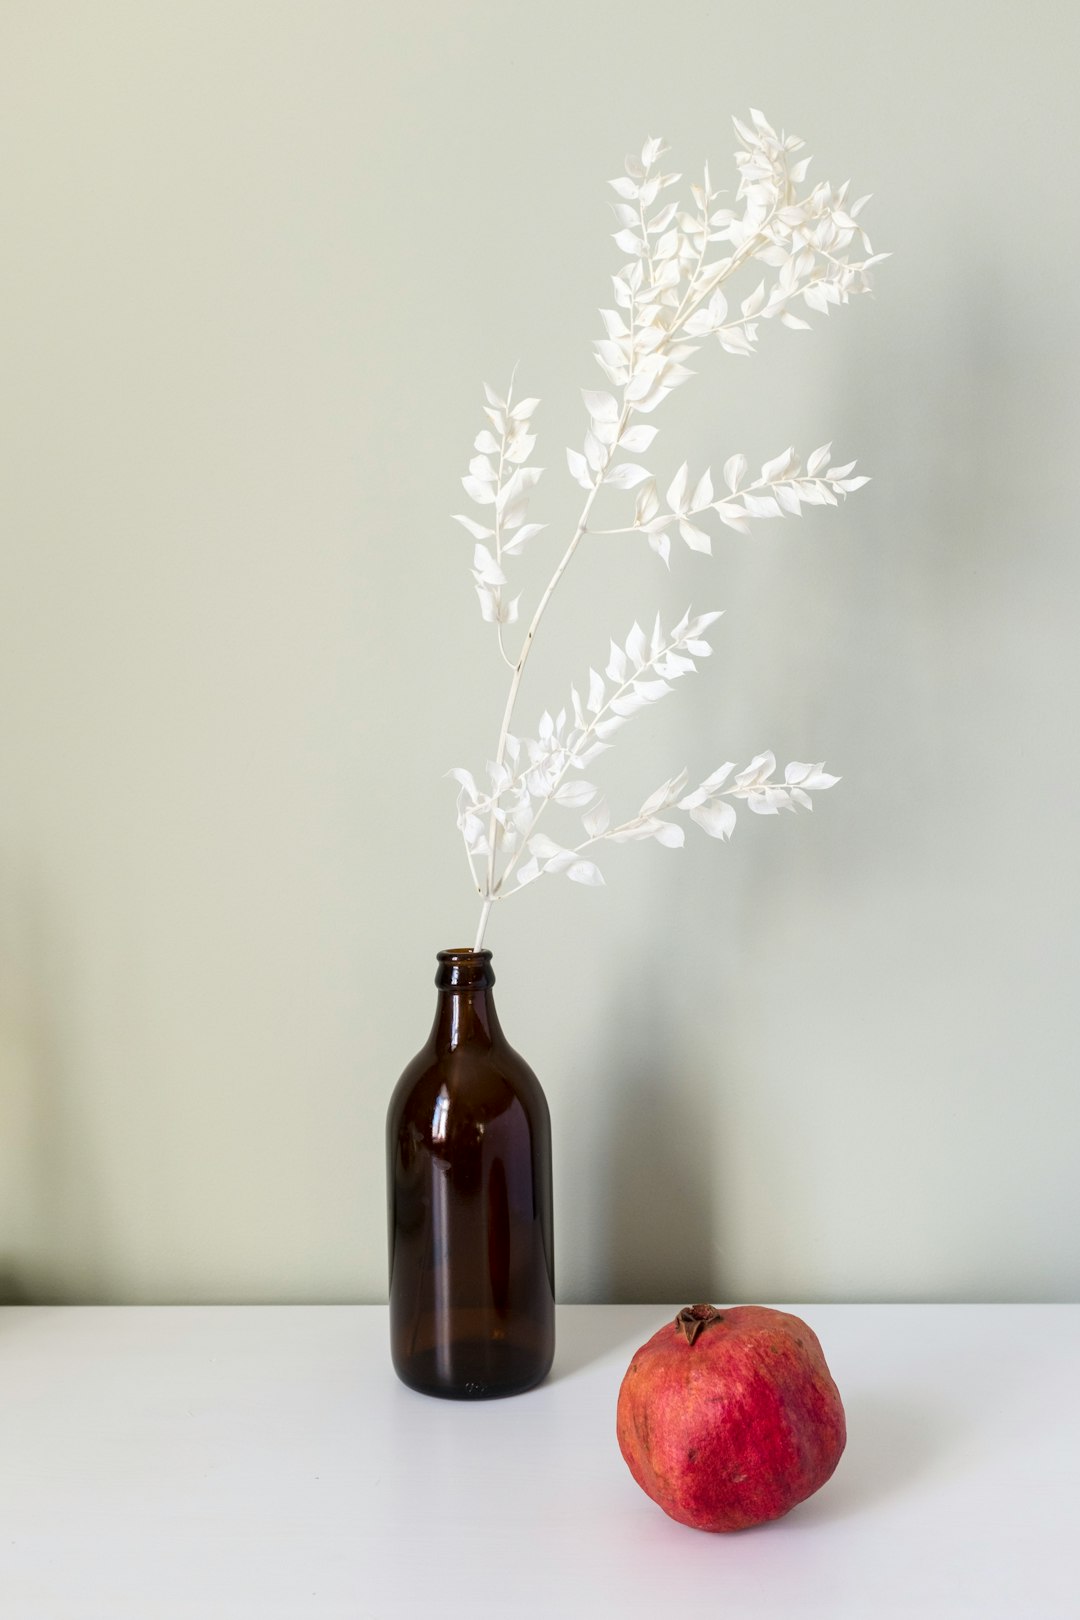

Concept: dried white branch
[[446, 116, 885, 941]]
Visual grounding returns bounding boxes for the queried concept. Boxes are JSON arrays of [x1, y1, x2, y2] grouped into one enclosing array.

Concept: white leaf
[[500, 465, 543, 504], [639, 781, 672, 817], [803, 283, 830, 314], [647, 529, 671, 567], [790, 788, 812, 810], [606, 640, 627, 682], [608, 177, 640, 200], [800, 769, 840, 790], [620, 424, 659, 453], [723, 453, 747, 493], [462, 475, 498, 505], [746, 791, 778, 815], [707, 289, 729, 323], [742, 493, 782, 518], [482, 383, 506, 408], [784, 761, 813, 784], [500, 498, 531, 530], [613, 229, 646, 256], [666, 462, 690, 513], [647, 201, 678, 234], [609, 691, 649, 718], [582, 799, 611, 838], [682, 309, 715, 337], [735, 750, 776, 786], [629, 383, 672, 413], [504, 433, 536, 465], [631, 678, 672, 702], [679, 519, 711, 554], [554, 780, 597, 808], [567, 859, 605, 886], [449, 767, 479, 800], [452, 514, 495, 539], [599, 308, 630, 338], [625, 621, 648, 669], [566, 448, 593, 489], [691, 468, 714, 509], [514, 857, 542, 887], [641, 135, 664, 167], [700, 761, 736, 791], [741, 280, 766, 318], [690, 801, 736, 840], [461, 814, 490, 856], [807, 443, 832, 476], [605, 462, 652, 489], [635, 478, 661, 523], [584, 430, 606, 472], [587, 667, 605, 713], [780, 311, 812, 331], [651, 820, 685, 848], [510, 397, 540, 419], [624, 370, 658, 403], [529, 834, 569, 860], [582, 389, 619, 422], [472, 543, 506, 585], [473, 430, 500, 454], [760, 446, 796, 483], [502, 522, 546, 556]]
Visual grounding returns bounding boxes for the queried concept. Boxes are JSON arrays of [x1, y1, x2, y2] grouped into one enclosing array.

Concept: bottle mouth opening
[[435, 948, 495, 989]]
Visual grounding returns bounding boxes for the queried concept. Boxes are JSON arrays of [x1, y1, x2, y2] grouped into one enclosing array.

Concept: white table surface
[[0, 1304, 1077, 1618]]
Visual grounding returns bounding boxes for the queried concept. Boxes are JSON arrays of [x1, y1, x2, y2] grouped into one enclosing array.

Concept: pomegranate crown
[[674, 1304, 726, 1346]]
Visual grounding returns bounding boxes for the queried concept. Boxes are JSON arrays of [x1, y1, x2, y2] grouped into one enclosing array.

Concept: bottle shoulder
[[387, 1037, 548, 1131]]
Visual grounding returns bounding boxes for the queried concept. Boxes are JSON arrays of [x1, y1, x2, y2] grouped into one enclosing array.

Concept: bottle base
[[393, 1340, 553, 1400]]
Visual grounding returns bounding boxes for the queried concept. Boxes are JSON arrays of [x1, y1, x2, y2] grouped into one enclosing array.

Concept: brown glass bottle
[[386, 948, 555, 1399]]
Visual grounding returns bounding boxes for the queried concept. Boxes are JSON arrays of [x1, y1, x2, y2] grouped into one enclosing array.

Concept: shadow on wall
[[0, 867, 110, 1304], [584, 244, 1056, 1305], [589, 868, 734, 1305]]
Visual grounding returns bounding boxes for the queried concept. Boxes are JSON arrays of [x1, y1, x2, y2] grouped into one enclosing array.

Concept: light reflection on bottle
[[431, 1087, 450, 1144], [430, 1084, 452, 1382]]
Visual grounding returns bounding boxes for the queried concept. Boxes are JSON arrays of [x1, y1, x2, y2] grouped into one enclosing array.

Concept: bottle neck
[[429, 949, 503, 1052]]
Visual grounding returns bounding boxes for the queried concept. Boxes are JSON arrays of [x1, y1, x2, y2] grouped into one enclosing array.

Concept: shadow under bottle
[[386, 949, 555, 1399]]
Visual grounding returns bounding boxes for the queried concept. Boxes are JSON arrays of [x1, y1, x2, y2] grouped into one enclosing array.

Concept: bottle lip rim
[[434, 947, 496, 989]]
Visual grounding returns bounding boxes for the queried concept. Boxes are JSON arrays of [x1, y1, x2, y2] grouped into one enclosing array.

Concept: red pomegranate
[[616, 1303, 846, 1532]]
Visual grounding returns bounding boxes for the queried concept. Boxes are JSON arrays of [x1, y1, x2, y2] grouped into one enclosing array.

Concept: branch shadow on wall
[[0, 869, 110, 1305], [589, 873, 735, 1306]]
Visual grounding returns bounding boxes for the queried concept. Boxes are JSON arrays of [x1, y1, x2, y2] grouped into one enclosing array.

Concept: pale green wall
[[1, 1, 1077, 1302]]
